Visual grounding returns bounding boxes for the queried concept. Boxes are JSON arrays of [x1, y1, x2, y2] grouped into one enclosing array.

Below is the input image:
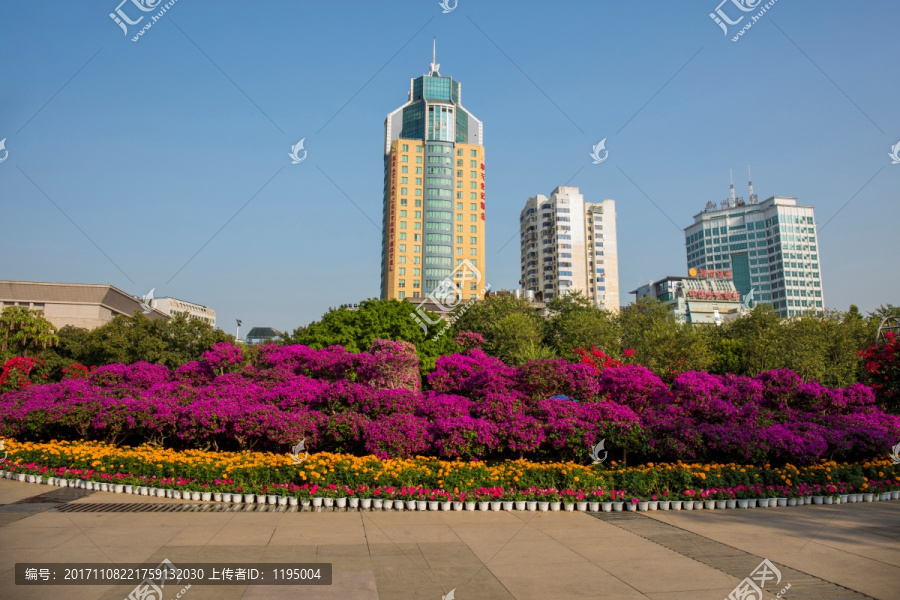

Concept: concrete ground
[[0, 479, 896, 600]]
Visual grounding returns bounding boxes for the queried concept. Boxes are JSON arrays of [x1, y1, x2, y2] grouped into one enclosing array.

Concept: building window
[[399, 256, 406, 264], [402, 155, 408, 162], [457, 202, 463, 210], [470, 150, 477, 157], [415, 200, 422, 207], [400, 221, 407, 229], [400, 199, 407, 206], [470, 225, 477, 233], [470, 160, 477, 167], [416, 156, 423, 163], [415, 211, 421, 218], [402, 144, 409, 151], [398, 267, 406, 275], [399, 244, 406, 252], [456, 247, 462, 255], [470, 214, 477, 222], [470, 193, 477, 200], [456, 192, 463, 199], [400, 233, 406, 240], [400, 210, 407, 217], [416, 167, 422, 174], [402, 166, 408, 173], [456, 236, 463, 243], [415, 189, 422, 196], [398, 280, 406, 288], [470, 248, 477, 256]]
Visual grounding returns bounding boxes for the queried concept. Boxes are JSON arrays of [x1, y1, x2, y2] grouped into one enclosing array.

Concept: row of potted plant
[[4, 466, 899, 512]]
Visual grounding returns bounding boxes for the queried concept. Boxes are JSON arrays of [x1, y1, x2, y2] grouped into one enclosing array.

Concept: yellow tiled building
[[381, 46, 486, 302]]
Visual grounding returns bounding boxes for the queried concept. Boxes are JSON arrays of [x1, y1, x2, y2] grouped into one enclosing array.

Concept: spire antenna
[[729, 169, 735, 203], [748, 165, 757, 204], [429, 38, 440, 75]]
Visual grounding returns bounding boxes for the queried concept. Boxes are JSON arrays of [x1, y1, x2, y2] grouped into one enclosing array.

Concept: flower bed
[[1, 342, 897, 466], [2, 440, 898, 509]]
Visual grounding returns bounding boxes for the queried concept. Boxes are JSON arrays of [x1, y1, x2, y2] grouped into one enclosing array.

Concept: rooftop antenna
[[729, 169, 736, 204], [430, 38, 440, 75], [748, 165, 758, 204]]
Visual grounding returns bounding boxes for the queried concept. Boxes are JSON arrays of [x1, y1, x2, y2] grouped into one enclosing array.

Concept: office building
[[684, 171, 823, 317], [630, 270, 743, 325], [381, 42, 486, 302], [245, 327, 282, 345], [150, 296, 216, 327], [0, 280, 167, 330], [519, 186, 619, 311]]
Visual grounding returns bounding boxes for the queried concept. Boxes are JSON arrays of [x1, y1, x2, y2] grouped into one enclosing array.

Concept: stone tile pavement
[[0, 479, 895, 599]]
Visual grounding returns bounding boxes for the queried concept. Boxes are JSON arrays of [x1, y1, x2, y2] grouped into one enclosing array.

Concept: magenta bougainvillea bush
[[0, 341, 897, 465]]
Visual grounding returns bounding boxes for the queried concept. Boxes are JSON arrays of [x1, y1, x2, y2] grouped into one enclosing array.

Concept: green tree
[[0, 306, 59, 359], [543, 291, 621, 357], [451, 293, 545, 365], [720, 305, 783, 375], [616, 297, 711, 377], [289, 298, 456, 373]]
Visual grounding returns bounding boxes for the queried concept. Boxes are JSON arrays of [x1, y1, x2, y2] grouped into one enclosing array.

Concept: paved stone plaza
[[0, 479, 897, 599]]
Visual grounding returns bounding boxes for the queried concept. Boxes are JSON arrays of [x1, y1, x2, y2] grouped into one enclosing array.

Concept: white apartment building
[[519, 186, 620, 311], [150, 296, 216, 326], [685, 194, 823, 318]]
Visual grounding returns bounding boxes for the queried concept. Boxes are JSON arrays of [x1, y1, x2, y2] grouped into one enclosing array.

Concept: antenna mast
[[748, 165, 758, 204]]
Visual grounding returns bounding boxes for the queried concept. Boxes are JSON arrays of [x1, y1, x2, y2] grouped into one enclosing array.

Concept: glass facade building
[[381, 52, 485, 301], [684, 196, 824, 318]]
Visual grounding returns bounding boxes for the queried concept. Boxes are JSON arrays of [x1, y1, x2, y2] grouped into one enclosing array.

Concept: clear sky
[[1, 0, 897, 335]]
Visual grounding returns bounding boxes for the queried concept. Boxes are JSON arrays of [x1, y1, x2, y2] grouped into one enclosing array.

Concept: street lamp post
[[236, 319, 242, 341]]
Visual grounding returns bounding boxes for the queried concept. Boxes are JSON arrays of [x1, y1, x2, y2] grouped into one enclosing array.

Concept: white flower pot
[[312, 497, 323, 507], [602, 501, 613, 512], [360, 498, 371, 509], [26, 475, 36, 483], [839, 494, 848, 504], [787, 498, 798, 506], [502, 501, 513, 511], [625, 503, 637, 512], [394, 500, 405, 510], [349, 498, 359, 509], [231, 494, 242, 503], [637, 502, 649, 511], [430, 501, 441, 511], [613, 502, 625, 512], [891, 491, 900, 500], [658, 501, 670, 510], [526, 501, 537, 511], [200, 492, 211, 501], [212, 492, 222, 501], [538, 501, 549, 512], [747, 499, 757, 508], [648, 500, 659, 511], [277, 496, 288, 506], [301, 499, 311, 508], [757, 498, 768, 508], [114, 484, 124, 494], [671, 501, 682, 510], [442, 501, 452, 511], [490, 501, 502, 511], [407, 500, 418, 511], [452, 501, 463, 511], [862, 493, 874, 502], [737, 499, 749, 508], [881, 492, 892, 501], [812, 496, 824, 505], [373, 499, 383, 509], [335, 497, 347, 508], [564, 503, 574, 512], [824, 496, 833, 504], [715, 500, 727, 509], [16, 474, 27, 482], [777, 498, 788, 507], [173, 491, 183, 500], [478, 501, 489, 511], [804, 496, 813, 505], [725, 499, 736, 509], [515, 501, 526, 511], [124, 485, 133, 494], [323, 498, 334, 507], [465, 502, 476, 511], [266, 495, 277, 505], [682, 500, 694, 510], [550, 502, 561, 512], [704, 500, 716, 510], [588, 501, 600, 512], [576, 501, 588, 511]]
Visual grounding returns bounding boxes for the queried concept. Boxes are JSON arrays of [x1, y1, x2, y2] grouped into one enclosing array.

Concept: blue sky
[[1, 0, 897, 335]]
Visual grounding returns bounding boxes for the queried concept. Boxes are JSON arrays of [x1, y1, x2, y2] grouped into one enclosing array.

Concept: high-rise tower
[[381, 42, 486, 301]]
